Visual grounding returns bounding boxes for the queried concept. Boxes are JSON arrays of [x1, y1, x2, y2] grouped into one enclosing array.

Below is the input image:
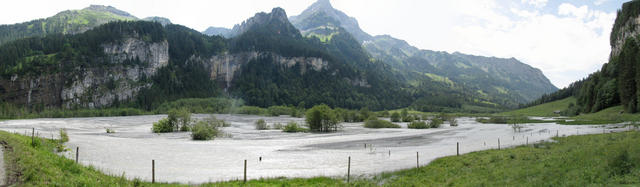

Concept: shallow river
[[0, 115, 624, 183]]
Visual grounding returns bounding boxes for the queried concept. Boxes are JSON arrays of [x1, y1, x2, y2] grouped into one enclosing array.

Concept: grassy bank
[[1, 130, 638, 186], [501, 97, 575, 117], [502, 97, 640, 125]]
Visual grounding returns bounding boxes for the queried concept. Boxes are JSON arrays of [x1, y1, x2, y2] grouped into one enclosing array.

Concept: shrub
[[408, 121, 429, 129], [273, 123, 284, 130], [190, 115, 227, 140], [155, 97, 234, 114], [191, 121, 219, 140], [169, 108, 191, 132], [235, 106, 267, 115], [449, 117, 459, 127], [402, 115, 415, 122], [364, 120, 401, 128], [390, 112, 401, 122], [489, 116, 508, 123], [179, 124, 190, 132], [380, 110, 390, 117], [283, 122, 308, 133], [429, 118, 443, 128], [306, 104, 340, 132], [334, 108, 364, 122], [401, 109, 409, 119], [105, 128, 116, 133], [152, 118, 173, 133], [203, 115, 228, 128], [59, 129, 69, 143], [255, 119, 268, 130], [359, 107, 372, 120]]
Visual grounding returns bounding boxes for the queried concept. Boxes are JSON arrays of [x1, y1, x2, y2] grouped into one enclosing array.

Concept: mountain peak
[[312, 0, 334, 10], [290, 0, 372, 42], [271, 7, 288, 19], [229, 7, 299, 38]]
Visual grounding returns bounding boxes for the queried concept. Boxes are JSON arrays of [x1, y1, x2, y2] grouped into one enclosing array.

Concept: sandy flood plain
[[0, 114, 621, 183]]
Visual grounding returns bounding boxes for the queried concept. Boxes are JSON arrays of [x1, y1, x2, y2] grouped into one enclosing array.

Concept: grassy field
[[500, 97, 640, 124], [501, 97, 575, 117], [2, 129, 639, 186]]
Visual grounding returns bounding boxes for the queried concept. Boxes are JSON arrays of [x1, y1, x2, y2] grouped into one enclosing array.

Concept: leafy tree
[[390, 112, 401, 122], [305, 104, 339, 132]]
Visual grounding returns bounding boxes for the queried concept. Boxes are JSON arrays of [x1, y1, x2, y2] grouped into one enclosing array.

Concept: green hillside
[[0, 5, 137, 45], [502, 97, 576, 117]]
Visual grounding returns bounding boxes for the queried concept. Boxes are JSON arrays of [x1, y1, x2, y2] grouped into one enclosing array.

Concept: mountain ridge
[[289, 0, 557, 106]]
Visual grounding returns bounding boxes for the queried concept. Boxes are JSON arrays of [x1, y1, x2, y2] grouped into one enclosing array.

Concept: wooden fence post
[[498, 138, 501, 150], [152, 160, 155, 183], [416, 152, 419, 168], [347, 156, 351, 183], [76, 147, 79, 163], [31, 128, 35, 147], [244, 159, 247, 183], [456, 142, 459, 156]]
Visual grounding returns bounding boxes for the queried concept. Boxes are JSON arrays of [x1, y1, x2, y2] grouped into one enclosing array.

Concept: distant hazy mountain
[[143, 16, 172, 26], [290, 0, 558, 105], [0, 5, 137, 45], [202, 26, 232, 38]]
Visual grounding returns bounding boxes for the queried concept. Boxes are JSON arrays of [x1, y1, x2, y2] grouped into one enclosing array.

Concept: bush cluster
[[152, 108, 192, 133], [364, 119, 400, 128], [255, 119, 268, 130], [407, 121, 429, 129], [283, 122, 308, 133], [191, 115, 227, 140], [306, 104, 340, 132]]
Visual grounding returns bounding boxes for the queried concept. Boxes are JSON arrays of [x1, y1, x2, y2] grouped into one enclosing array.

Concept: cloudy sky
[[0, 0, 629, 88]]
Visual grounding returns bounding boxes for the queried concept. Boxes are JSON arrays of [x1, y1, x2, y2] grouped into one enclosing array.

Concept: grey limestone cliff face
[[61, 38, 169, 108], [611, 16, 640, 57], [194, 52, 329, 89], [0, 37, 169, 109]]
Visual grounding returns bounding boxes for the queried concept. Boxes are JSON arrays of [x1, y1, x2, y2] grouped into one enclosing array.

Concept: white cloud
[[521, 0, 548, 8], [558, 3, 590, 19], [595, 0, 610, 5]]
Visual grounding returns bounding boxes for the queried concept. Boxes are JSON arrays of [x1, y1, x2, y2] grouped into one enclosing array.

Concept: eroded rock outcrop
[[0, 37, 169, 109], [193, 51, 329, 89]]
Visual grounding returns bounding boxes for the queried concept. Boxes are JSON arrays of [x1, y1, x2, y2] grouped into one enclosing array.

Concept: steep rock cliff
[[0, 37, 169, 109], [192, 51, 329, 89]]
